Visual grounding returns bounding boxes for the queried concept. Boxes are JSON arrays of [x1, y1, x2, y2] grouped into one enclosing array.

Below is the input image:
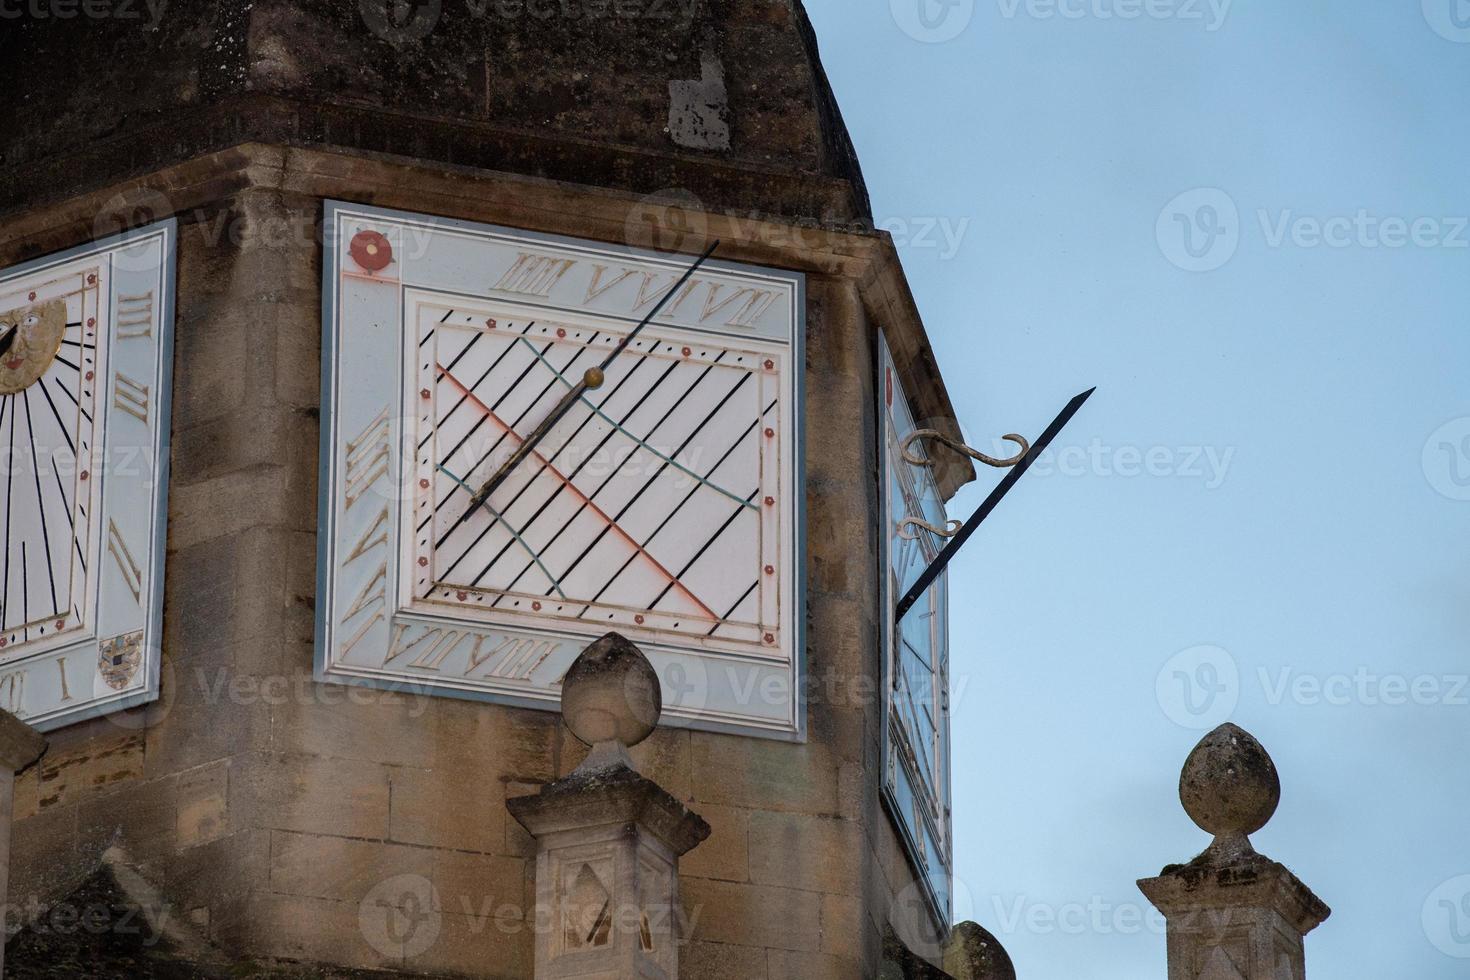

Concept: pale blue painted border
[[0, 218, 178, 731], [315, 200, 808, 743]]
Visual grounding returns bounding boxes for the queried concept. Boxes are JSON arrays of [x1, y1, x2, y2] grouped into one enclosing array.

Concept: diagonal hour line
[[553, 369, 753, 603], [580, 397, 776, 619], [436, 365, 718, 620], [445, 332, 605, 498], [446, 346, 690, 590], [514, 337, 757, 512], [490, 352, 735, 608], [436, 465, 566, 599], [434, 325, 551, 492], [478, 353, 685, 587], [435, 354, 668, 581], [428, 325, 600, 538]]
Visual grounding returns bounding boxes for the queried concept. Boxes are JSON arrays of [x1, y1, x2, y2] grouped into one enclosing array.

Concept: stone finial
[[560, 632, 662, 774], [509, 634, 708, 980], [943, 921, 1017, 980], [1179, 722, 1280, 865], [1139, 724, 1329, 980]]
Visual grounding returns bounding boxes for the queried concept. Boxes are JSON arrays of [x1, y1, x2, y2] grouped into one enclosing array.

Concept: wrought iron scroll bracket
[[901, 429, 1030, 470], [894, 387, 1097, 622]]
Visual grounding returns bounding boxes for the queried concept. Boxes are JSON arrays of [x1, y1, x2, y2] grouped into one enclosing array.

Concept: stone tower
[[0, 3, 974, 976]]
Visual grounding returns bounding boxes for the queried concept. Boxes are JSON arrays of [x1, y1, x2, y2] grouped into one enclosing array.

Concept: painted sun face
[[0, 299, 66, 395]]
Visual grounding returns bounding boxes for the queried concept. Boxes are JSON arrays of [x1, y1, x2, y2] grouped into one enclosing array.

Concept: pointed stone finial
[[1139, 724, 1329, 980], [1179, 722, 1281, 865], [509, 634, 708, 979], [560, 632, 662, 774], [943, 921, 1016, 980]]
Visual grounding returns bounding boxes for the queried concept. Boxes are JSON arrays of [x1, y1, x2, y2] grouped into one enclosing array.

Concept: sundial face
[[879, 333, 953, 928], [317, 204, 804, 737], [0, 221, 175, 730]]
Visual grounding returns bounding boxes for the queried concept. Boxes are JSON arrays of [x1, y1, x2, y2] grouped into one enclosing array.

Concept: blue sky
[[803, 1, 1470, 976]]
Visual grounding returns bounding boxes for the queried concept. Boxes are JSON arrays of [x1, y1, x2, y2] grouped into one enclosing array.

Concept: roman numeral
[[383, 624, 474, 671], [343, 408, 391, 511], [106, 520, 144, 604], [56, 657, 73, 702], [344, 506, 389, 565], [338, 562, 387, 659], [0, 669, 25, 715], [468, 635, 561, 681], [494, 252, 576, 298], [698, 285, 779, 328], [116, 291, 154, 340], [112, 372, 151, 425], [584, 264, 640, 304]]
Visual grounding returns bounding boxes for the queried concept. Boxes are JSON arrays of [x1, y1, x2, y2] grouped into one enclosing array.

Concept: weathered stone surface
[[0, 1, 871, 227], [0, 710, 46, 773], [943, 921, 1016, 980], [1140, 725, 1329, 980], [1179, 723, 1280, 845], [559, 632, 662, 758], [0, 5, 968, 970]]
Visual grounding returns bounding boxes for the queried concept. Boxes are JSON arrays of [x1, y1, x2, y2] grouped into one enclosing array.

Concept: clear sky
[[803, 2, 1470, 976]]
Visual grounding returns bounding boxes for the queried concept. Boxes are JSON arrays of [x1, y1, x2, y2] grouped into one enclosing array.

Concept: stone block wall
[[0, 147, 953, 978]]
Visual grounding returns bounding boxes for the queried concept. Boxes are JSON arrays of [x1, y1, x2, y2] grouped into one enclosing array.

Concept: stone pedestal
[[509, 766, 709, 979], [0, 710, 46, 977], [1139, 724, 1329, 980], [509, 633, 709, 979], [1140, 857, 1329, 980]]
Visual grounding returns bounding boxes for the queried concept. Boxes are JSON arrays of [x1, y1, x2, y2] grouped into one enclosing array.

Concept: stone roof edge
[[0, 141, 974, 495]]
